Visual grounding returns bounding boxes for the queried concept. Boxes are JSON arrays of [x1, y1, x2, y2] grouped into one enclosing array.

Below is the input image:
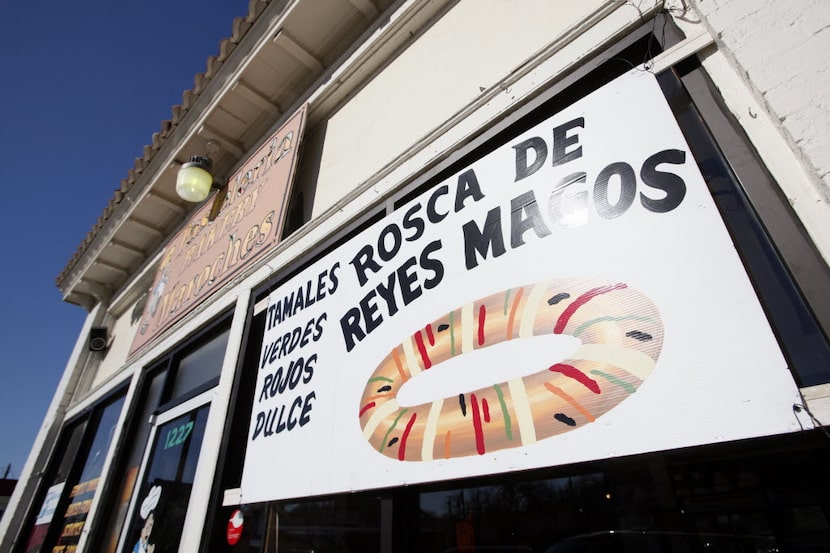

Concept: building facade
[[3, 1, 830, 552]]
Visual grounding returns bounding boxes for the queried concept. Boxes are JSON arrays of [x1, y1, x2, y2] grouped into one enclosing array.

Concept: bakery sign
[[130, 107, 307, 356], [239, 71, 802, 504]]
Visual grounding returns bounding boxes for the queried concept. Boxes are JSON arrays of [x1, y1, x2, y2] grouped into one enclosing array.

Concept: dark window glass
[[18, 391, 126, 553], [47, 394, 125, 552], [412, 434, 829, 553], [205, 433, 829, 553], [170, 328, 230, 399], [88, 317, 229, 553], [97, 370, 167, 553], [121, 403, 210, 553], [276, 495, 383, 553], [20, 423, 86, 553], [419, 476, 615, 553]]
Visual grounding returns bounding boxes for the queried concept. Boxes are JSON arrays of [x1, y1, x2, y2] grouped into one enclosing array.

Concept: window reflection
[[99, 371, 167, 553], [276, 496, 382, 553], [420, 475, 612, 553], [170, 328, 229, 399], [122, 404, 210, 553], [21, 423, 86, 553]]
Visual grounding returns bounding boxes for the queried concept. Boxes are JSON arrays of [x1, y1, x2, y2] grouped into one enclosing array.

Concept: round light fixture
[[176, 156, 214, 202]]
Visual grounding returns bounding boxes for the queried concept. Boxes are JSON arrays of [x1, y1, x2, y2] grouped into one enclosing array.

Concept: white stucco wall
[[311, 0, 613, 217], [90, 303, 139, 389]]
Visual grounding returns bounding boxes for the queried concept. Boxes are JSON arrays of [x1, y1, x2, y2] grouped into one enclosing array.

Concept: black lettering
[[316, 269, 328, 301], [360, 290, 383, 335], [455, 169, 485, 211], [397, 257, 422, 306], [376, 272, 399, 317], [313, 313, 326, 341], [340, 307, 364, 352], [272, 366, 289, 395], [268, 337, 281, 365], [275, 404, 287, 434], [287, 395, 303, 431], [260, 340, 275, 369], [304, 279, 315, 307], [420, 239, 444, 290], [301, 318, 315, 347], [552, 117, 584, 166], [252, 411, 265, 440], [282, 291, 295, 321], [377, 223, 403, 262], [640, 149, 687, 213], [303, 353, 317, 383], [402, 203, 425, 242], [292, 286, 305, 313], [278, 330, 291, 358], [350, 244, 381, 286], [259, 373, 273, 402], [266, 302, 281, 330], [594, 162, 636, 219], [328, 262, 340, 294], [299, 391, 315, 427], [426, 185, 449, 223], [463, 207, 506, 270], [288, 357, 304, 390], [510, 190, 551, 248], [513, 136, 548, 181]]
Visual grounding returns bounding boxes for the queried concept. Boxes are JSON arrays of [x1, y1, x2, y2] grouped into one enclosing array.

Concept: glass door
[[118, 391, 212, 553]]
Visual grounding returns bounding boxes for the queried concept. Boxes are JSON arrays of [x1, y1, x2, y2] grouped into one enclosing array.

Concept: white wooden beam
[[198, 124, 245, 157], [274, 30, 323, 72], [231, 79, 281, 116], [348, 0, 378, 19]]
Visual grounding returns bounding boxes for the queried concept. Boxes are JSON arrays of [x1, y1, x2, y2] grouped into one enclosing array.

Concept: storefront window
[[20, 423, 86, 553], [97, 371, 167, 553], [419, 476, 612, 553], [168, 327, 229, 399], [49, 394, 125, 552], [121, 403, 210, 553], [17, 390, 125, 553], [276, 495, 383, 553], [207, 432, 828, 552], [86, 317, 230, 553], [212, 494, 383, 553]]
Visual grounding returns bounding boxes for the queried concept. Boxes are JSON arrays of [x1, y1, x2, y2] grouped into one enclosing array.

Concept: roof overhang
[[57, 0, 447, 309]]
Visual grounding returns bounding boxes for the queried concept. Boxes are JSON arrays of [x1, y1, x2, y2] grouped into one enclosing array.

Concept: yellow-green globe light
[[176, 157, 214, 202]]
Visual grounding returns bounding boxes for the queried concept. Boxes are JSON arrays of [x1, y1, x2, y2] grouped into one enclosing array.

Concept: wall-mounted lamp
[[176, 155, 216, 202]]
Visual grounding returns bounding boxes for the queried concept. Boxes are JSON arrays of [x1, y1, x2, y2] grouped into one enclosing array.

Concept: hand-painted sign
[[240, 71, 800, 505], [130, 107, 307, 356]]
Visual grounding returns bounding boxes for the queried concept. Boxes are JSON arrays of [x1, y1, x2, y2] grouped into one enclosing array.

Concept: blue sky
[[0, 0, 251, 479]]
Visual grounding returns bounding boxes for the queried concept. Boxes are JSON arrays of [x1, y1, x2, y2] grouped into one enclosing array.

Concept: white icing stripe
[[519, 282, 548, 339], [507, 377, 536, 445], [402, 337, 421, 376], [573, 344, 655, 380], [421, 399, 444, 461], [461, 302, 474, 353], [362, 398, 400, 439]]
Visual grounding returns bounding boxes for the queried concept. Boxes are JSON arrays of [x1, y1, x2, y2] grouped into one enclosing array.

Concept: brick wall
[[691, 0, 830, 200]]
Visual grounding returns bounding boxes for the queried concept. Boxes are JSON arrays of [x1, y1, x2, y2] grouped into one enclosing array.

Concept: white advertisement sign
[[240, 71, 801, 504], [35, 482, 65, 525]]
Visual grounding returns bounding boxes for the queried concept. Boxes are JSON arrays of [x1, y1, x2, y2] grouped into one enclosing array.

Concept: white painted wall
[[91, 302, 140, 389], [312, 0, 610, 217]]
